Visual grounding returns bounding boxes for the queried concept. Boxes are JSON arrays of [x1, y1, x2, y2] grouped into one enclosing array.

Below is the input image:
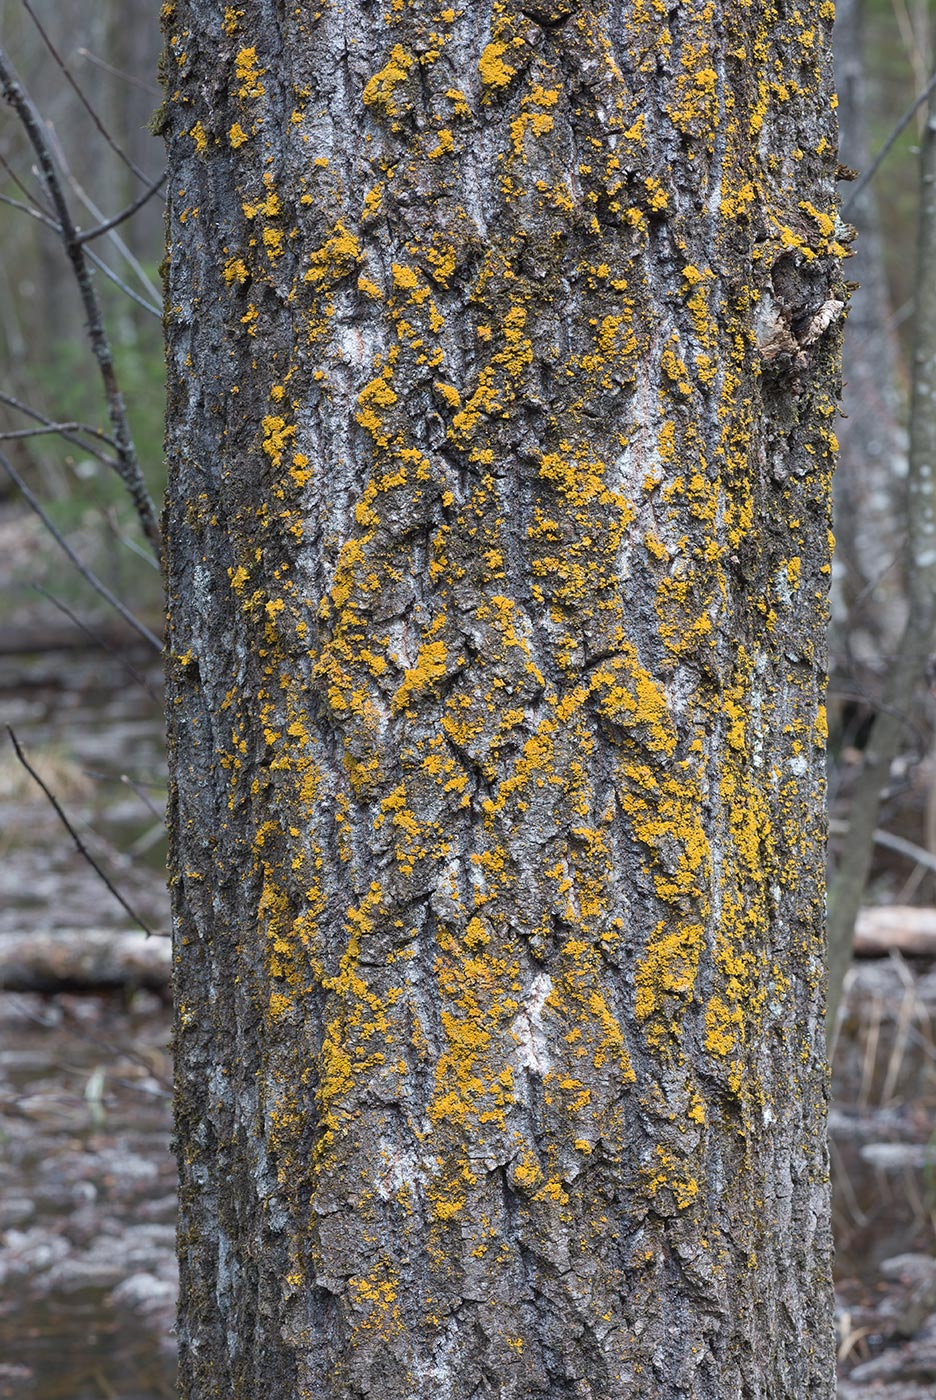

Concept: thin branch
[[0, 391, 123, 471], [83, 245, 161, 319], [20, 0, 153, 186], [118, 772, 165, 823], [0, 449, 161, 652], [0, 188, 58, 228], [890, 0, 929, 103], [102, 505, 162, 573], [0, 147, 55, 219], [825, 686, 927, 750], [844, 67, 936, 212], [45, 120, 161, 305], [0, 49, 161, 555], [76, 47, 162, 99], [32, 584, 159, 700], [0, 411, 117, 449], [6, 726, 162, 940], [83, 768, 166, 790], [127, 820, 167, 859], [11, 994, 172, 1091], [829, 819, 936, 877], [1, 421, 101, 443], [77, 168, 167, 244]]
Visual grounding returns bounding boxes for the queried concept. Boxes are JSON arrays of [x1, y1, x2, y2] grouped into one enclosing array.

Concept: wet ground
[[0, 633, 174, 1398], [0, 990, 174, 1400], [833, 960, 936, 1395], [1, 623, 935, 1395]]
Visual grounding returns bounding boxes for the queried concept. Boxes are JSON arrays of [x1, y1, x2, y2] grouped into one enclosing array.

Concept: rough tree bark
[[162, 3, 842, 1397]]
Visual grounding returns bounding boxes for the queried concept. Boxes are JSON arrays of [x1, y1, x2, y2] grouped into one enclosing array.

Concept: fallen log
[[0, 622, 163, 657], [0, 929, 170, 993], [854, 905, 936, 958]]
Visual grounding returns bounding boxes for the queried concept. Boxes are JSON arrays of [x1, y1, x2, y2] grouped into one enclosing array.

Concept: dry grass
[[0, 744, 93, 804]]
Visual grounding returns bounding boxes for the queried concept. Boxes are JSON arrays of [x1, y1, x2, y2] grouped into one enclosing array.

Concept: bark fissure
[[164, 2, 840, 1396]]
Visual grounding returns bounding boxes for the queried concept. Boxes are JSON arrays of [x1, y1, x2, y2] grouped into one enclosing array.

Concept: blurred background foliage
[[0, 0, 164, 627], [865, 0, 933, 332]]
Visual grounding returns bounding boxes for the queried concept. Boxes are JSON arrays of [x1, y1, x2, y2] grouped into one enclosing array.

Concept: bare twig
[[0, 449, 161, 652], [0, 188, 58, 228], [102, 505, 161, 573], [6, 726, 162, 940], [11, 996, 171, 1092], [0, 391, 123, 472], [32, 583, 159, 700], [44, 121, 161, 306], [82, 245, 161, 319], [83, 769, 165, 789], [118, 772, 165, 823], [0, 49, 161, 555], [128, 821, 167, 859], [7, 414, 116, 449], [825, 685, 927, 749], [20, 0, 153, 186], [829, 818, 936, 876], [0, 147, 55, 218], [77, 168, 167, 244], [76, 47, 162, 99], [890, 0, 930, 102], [844, 66, 936, 212], [0, 421, 105, 444]]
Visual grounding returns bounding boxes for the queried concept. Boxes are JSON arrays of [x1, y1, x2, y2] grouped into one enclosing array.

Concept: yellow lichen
[[223, 256, 249, 285], [362, 45, 413, 116], [235, 46, 264, 99], [392, 640, 448, 711], [304, 222, 362, 285], [479, 42, 515, 88]]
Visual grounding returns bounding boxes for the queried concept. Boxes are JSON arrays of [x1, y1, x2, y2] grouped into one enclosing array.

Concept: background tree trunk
[[826, 73, 936, 1049], [163, 3, 842, 1396], [831, 0, 908, 676]]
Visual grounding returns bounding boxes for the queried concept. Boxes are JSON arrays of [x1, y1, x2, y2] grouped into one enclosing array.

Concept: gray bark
[[163, 3, 842, 1396], [827, 77, 936, 1049], [832, 0, 908, 673]]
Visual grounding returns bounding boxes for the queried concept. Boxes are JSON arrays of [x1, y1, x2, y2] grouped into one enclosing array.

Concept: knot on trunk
[[520, 1, 578, 27]]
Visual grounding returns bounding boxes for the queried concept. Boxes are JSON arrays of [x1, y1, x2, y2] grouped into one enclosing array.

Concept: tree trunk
[[826, 73, 936, 1049], [163, 4, 842, 1396], [831, 0, 908, 674]]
